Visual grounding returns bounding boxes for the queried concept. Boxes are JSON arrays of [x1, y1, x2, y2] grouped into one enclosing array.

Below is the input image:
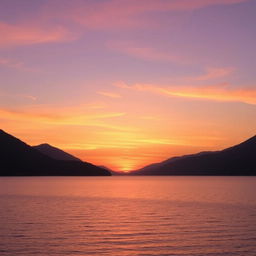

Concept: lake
[[0, 176, 256, 256]]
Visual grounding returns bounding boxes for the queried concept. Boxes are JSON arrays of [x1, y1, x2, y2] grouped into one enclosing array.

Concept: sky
[[0, 0, 255, 172]]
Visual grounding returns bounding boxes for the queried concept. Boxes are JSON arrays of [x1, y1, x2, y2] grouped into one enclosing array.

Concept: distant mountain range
[[0, 130, 111, 176], [132, 135, 256, 175], [1, 129, 255, 176]]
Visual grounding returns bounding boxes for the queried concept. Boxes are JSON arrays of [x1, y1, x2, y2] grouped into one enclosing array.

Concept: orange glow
[[1, 95, 255, 172], [0, 0, 255, 172], [1, 82, 255, 172]]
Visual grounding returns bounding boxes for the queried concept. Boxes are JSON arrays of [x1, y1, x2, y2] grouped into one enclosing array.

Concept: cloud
[[19, 95, 37, 101], [0, 21, 73, 47], [189, 67, 235, 81], [97, 91, 122, 98], [0, 58, 24, 69], [0, 104, 129, 130], [115, 81, 256, 105], [157, 0, 248, 11], [0, 0, 249, 48], [107, 40, 186, 63], [45, 0, 249, 30], [86, 102, 107, 109], [0, 90, 37, 101], [0, 57, 39, 72], [73, 130, 185, 150]]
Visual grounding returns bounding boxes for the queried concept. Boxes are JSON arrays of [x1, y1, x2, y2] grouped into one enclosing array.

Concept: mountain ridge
[[33, 143, 82, 162], [0, 129, 111, 176], [132, 135, 256, 175]]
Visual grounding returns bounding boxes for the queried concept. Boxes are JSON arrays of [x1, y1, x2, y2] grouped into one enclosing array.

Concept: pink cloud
[[0, 90, 37, 102], [115, 81, 256, 105], [0, 22, 73, 47], [0, 104, 126, 127], [0, 58, 24, 69], [0, 0, 249, 48], [189, 67, 235, 81], [0, 57, 39, 72], [45, 0, 249, 30], [97, 91, 122, 98], [21, 95, 37, 101], [107, 41, 186, 63]]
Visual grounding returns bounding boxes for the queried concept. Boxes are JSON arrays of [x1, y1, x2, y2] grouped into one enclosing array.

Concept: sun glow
[[0, 0, 255, 172]]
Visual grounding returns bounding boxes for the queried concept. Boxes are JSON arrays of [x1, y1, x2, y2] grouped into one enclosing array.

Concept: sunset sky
[[0, 0, 255, 171]]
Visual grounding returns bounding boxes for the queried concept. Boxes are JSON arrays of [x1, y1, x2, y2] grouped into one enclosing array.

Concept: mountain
[[33, 143, 82, 161], [133, 135, 256, 175], [97, 165, 116, 174], [33, 144, 120, 174], [0, 129, 111, 176]]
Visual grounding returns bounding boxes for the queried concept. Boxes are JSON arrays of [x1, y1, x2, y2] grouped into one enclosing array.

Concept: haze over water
[[1, 176, 256, 256]]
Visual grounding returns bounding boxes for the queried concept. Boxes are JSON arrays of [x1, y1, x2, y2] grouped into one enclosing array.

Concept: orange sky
[[0, 0, 255, 171]]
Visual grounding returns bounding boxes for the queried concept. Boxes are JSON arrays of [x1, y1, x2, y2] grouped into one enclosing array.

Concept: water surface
[[0, 176, 256, 255]]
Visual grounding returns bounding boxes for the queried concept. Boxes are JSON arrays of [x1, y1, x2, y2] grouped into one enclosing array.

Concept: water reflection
[[0, 176, 256, 255]]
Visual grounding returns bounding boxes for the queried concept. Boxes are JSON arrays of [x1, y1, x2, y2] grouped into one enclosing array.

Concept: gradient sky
[[0, 0, 255, 171]]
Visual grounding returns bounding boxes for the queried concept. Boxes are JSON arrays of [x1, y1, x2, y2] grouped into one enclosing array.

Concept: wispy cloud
[[0, 104, 128, 130], [189, 67, 235, 81], [97, 91, 122, 98], [76, 130, 187, 150], [0, 57, 39, 72], [107, 40, 186, 63], [0, 58, 24, 69], [0, 21, 73, 47], [0, 0, 249, 48], [116, 81, 256, 105], [51, 0, 249, 30], [86, 102, 107, 109], [0, 90, 37, 102], [19, 95, 37, 101]]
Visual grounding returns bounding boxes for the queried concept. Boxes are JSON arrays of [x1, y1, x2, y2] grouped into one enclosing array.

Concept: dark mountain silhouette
[[98, 165, 114, 173], [33, 143, 82, 161], [0, 130, 111, 176], [97, 165, 124, 175], [132, 135, 256, 175]]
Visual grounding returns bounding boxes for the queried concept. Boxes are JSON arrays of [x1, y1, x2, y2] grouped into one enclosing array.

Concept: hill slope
[[133, 135, 256, 175], [0, 130, 111, 176], [33, 143, 82, 161]]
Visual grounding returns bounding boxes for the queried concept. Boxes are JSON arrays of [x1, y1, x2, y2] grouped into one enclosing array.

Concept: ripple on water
[[0, 176, 256, 256]]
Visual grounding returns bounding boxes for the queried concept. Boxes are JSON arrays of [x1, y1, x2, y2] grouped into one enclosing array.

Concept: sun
[[114, 159, 137, 173]]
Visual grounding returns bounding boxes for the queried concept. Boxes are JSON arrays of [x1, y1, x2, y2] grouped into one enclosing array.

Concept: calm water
[[0, 176, 256, 256]]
